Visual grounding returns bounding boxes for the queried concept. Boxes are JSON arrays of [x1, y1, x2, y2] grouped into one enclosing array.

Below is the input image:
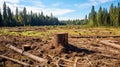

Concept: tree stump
[[22, 45, 31, 51], [54, 32, 68, 46]]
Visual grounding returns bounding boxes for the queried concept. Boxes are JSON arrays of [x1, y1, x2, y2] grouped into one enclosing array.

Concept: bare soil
[[0, 26, 120, 67]]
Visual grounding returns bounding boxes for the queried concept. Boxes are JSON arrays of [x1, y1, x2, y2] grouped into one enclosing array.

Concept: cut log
[[54, 32, 68, 46], [6, 44, 47, 63], [22, 44, 31, 51], [0, 55, 31, 67], [100, 40, 120, 50]]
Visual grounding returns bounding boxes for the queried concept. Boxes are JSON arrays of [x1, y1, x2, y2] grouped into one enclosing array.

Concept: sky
[[0, 0, 119, 20]]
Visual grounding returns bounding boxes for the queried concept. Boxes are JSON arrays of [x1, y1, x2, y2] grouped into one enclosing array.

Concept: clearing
[[0, 26, 120, 67]]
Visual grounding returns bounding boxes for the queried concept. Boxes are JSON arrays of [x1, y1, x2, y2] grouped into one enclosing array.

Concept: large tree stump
[[54, 32, 68, 46]]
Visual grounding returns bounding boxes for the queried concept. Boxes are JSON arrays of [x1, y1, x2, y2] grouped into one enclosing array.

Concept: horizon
[[0, 0, 119, 20]]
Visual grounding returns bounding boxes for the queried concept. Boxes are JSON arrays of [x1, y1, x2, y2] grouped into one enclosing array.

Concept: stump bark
[[54, 32, 68, 46]]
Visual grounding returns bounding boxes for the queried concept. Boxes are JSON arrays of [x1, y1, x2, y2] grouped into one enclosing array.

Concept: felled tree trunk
[[100, 40, 120, 50], [0, 55, 32, 67], [5, 44, 47, 63], [54, 32, 68, 46]]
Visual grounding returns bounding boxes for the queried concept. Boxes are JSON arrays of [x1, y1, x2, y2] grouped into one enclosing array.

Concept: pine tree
[[7, 7, 12, 26], [97, 6, 102, 26], [0, 9, 2, 26], [30, 10, 33, 26], [84, 15, 88, 24], [109, 4, 114, 26], [114, 6, 119, 27], [18, 12, 23, 26], [23, 7, 27, 26], [118, 3, 120, 26], [88, 5, 97, 26], [40, 11, 45, 25], [15, 7, 18, 23], [103, 8, 109, 26], [3, 2, 7, 26]]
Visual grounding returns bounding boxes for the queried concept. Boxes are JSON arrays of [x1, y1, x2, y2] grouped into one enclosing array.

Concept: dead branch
[[71, 35, 120, 38], [85, 57, 92, 66], [96, 54, 120, 59], [0, 55, 32, 67], [73, 57, 79, 67], [47, 55, 83, 66], [100, 40, 120, 50], [6, 44, 47, 63]]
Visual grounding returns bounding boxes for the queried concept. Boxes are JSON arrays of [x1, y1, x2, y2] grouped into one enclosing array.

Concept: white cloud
[[75, 0, 113, 8], [52, 3, 61, 7], [43, 8, 74, 16], [0, 0, 74, 16], [21, 5, 74, 16], [89, 0, 113, 3], [0, 0, 20, 12], [97, 0, 113, 3], [58, 17, 82, 20], [0, 0, 20, 4]]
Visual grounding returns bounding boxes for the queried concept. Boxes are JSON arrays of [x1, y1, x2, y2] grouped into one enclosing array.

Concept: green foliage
[[61, 19, 86, 25], [88, 6, 97, 27], [0, 2, 60, 27], [88, 3, 120, 27], [3, 2, 7, 26], [0, 10, 2, 26]]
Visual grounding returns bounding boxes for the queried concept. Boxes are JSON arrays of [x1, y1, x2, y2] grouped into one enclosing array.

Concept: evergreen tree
[[113, 6, 119, 26], [7, 7, 12, 26], [18, 12, 23, 26], [15, 7, 18, 24], [30, 10, 33, 26], [3, 2, 7, 26], [109, 4, 114, 26], [103, 8, 109, 26], [0, 9, 2, 26], [40, 11, 45, 25], [23, 7, 27, 26], [84, 15, 88, 24], [97, 6, 102, 26], [118, 3, 120, 26], [88, 5, 97, 26]]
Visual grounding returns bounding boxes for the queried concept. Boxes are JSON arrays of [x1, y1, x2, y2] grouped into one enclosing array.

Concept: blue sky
[[0, 0, 119, 20]]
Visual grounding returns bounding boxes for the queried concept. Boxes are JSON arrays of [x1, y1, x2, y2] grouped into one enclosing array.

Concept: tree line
[[0, 2, 120, 27], [61, 3, 120, 27], [0, 2, 60, 27], [60, 19, 87, 25], [87, 3, 120, 27]]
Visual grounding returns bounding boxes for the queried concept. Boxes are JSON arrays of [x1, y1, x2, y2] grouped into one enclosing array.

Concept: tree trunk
[[0, 55, 31, 67], [100, 40, 120, 49], [54, 32, 68, 46], [6, 44, 47, 63]]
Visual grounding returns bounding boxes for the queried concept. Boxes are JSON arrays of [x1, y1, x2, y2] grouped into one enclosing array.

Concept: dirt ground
[[0, 26, 120, 67]]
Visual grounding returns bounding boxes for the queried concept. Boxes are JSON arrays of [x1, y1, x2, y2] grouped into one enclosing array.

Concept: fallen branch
[[85, 57, 92, 66], [96, 54, 120, 59], [100, 40, 120, 50], [71, 35, 120, 38], [6, 44, 47, 63], [73, 57, 79, 67], [47, 55, 83, 66], [0, 55, 32, 67]]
